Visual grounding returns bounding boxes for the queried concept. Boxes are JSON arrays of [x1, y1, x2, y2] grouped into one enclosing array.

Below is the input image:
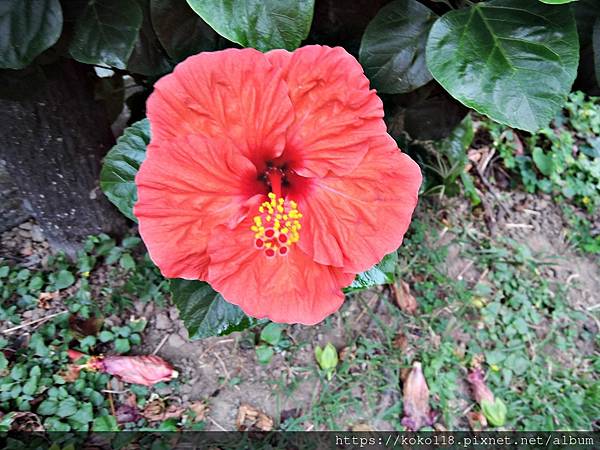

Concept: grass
[[270, 216, 598, 430]]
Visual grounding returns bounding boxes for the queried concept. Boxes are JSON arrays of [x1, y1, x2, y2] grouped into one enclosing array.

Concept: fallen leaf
[[392, 281, 418, 315], [401, 361, 436, 431], [188, 401, 209, 423], [338, 345, 356, 362], [351, 423, 374, 431], [37, 292, 59, 309], [9, 412, 44, 432], [68, 350, 178, 386], [236, 404, 273, 431], [467, 411, 487, 431], [467, 367, 494, 404], [59, 364, 82, 383], [142, 399, 185, 422]]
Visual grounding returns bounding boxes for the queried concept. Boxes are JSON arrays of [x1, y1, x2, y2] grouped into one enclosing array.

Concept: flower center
[[250, 166, 303, 258], [250, 193, 302, 258]]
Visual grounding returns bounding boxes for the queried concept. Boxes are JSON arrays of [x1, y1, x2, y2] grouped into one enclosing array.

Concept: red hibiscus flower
[[134, 45, 422, 325]]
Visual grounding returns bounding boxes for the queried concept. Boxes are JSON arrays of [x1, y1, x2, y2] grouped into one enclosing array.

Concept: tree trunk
[[0, 58, 127, 257]]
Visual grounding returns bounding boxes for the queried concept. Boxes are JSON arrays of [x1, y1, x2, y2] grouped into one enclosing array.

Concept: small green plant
[[314, 343, 338, 380], [488, 92, 600, 212], [255, 323, 287, 365]]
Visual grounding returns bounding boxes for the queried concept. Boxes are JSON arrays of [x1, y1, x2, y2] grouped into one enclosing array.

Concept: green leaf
[[170, 279, 257, 340], [37, 399, 59, 416], [436, 113, 474, 174], [186, 0, 315, 51], [114, 338, 131, 354], [359, 0, 437, 94], [532, 147, 555, 176], [346, 252, 398, 293], [426, 0, 579, 132], [255, 345, 274, 364], [594, 19, 600, 85], [99, 330, 115, 342], [126, 0, 172, 76], [49, 270, 75, 290], [22, 376, 39, 396], [119, 253, 136, 270], [57, 398, 78, 418], [0, 0, 63, 69], [100, 119, 150, 222], [260, 323, 282, 346], [69, 0, 143, 69], [481, 398, 507, 427], [72, 402, 94, 425], [92, 415, 119, 431], [151, 0, 220, 63], [539, 0, 576, 3]]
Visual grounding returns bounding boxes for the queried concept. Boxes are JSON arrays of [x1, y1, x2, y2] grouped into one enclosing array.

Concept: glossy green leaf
[[170, 279, 258, 340], [151, 0, 220, 63], [426, 0, 579, 132], [69, 0, 143, 69], [126, 0, 172, 76], [594, 19, 600, 85], [359, 0, 437, 94], [0, 0, 63, 69], [539, 0, 576, 3], [186, 0, 315, 51], [345, 252, 398, 293], [100, 119, 150, 222]]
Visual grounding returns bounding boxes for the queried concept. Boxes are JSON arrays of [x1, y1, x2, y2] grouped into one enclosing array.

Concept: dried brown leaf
[[467, 410, 488, 431], [37, 291, 59, 309], [142, 399, 185, 422], [236, 404, 273, 431], [188, 401, 209, 422], [392, 281, 418, 315], [401, 362, 436, 431]]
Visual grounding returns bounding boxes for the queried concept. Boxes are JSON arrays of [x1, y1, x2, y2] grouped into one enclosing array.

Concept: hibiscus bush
[[2, 0, 599, 337]]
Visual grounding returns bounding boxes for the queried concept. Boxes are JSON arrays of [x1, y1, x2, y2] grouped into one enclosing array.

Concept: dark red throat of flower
[[251, 167, 302, 258]]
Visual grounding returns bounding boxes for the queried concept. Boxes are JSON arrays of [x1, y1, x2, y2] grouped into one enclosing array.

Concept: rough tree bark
[[0, 58, 127, 257]]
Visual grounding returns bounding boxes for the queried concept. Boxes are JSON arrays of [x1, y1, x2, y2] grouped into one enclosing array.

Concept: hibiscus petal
[[297, 135, 422, 272], [147, 48, 293, 168], [206, 217, 355, 325], [266, 45, 386, 177], [134, 135, 261, 279]]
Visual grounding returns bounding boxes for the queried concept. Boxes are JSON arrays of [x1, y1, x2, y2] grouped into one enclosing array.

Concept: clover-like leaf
[[0, 0, 63, 69], [359, 0, 437, 94], [426, 0, 579, 132], [100, 119, 150, 222], [69, 0, 143, 69], [186, 0, 315, 51], [170, 279, 259, 340]]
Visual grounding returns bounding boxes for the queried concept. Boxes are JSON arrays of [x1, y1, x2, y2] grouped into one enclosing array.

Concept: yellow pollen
[[250, 193, 302, 257]]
